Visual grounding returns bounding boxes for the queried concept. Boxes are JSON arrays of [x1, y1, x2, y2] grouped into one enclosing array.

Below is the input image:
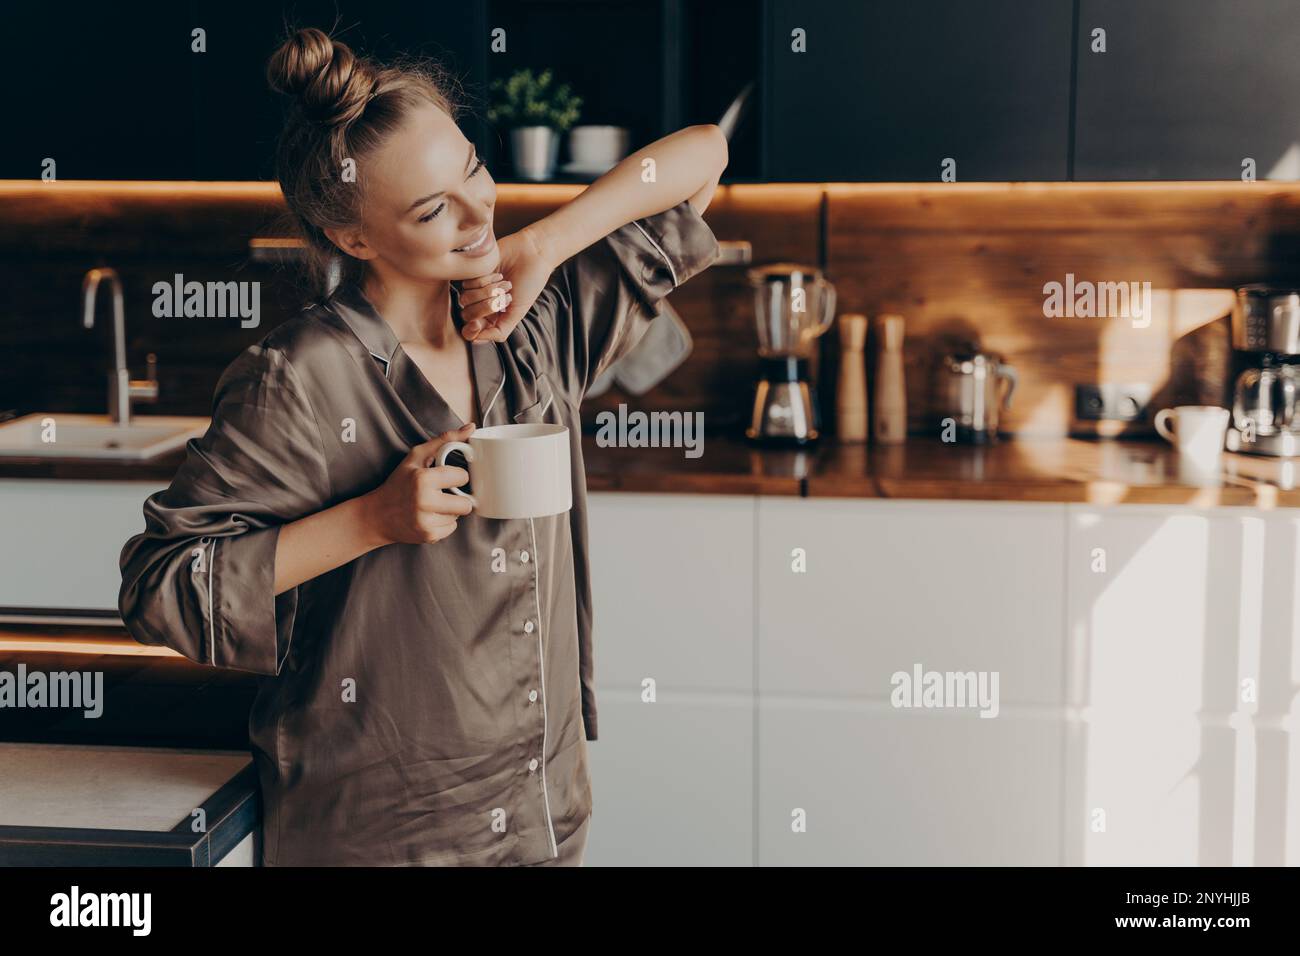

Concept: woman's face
[[333, 101, 501, 282]]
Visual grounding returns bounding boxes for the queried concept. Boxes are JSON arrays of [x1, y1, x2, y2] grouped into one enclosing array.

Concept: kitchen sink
[[0, 413, 209, 460]]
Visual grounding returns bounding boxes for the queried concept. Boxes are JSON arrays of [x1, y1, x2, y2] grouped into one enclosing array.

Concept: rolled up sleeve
[[118, 345, 331, 675], [524, 197, 721, 402]]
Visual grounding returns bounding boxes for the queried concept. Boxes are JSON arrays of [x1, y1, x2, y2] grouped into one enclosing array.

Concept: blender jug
[[746, 263, 837, 444]]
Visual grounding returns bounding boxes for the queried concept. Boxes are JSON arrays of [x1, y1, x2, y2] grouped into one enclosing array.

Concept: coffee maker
[[745, 262, 836, 446], [1225, 284, 1300, 457]]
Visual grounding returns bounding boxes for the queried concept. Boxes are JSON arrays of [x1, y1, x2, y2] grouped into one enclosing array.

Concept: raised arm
[[524, 124, 728, 264], [457, 125, 728, 346]]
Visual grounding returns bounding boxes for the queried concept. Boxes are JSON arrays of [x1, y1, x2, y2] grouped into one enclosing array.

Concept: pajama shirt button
[[524, 620, 534, 633], [528, 758, 538, 772], [520, 550, 530, 563], [528, 689, 538, 702]]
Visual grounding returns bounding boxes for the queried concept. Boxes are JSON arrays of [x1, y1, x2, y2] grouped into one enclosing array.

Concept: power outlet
[[1075, 384, 1152, 422]]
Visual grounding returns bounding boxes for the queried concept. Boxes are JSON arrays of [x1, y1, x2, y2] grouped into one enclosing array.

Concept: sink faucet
[[81, 267, 158, 425]]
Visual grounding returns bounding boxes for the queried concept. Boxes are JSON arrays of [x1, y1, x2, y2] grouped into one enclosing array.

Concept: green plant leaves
[[487, 67, 584, 131]]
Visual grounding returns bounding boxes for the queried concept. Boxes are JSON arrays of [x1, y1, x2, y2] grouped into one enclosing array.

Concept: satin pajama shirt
[[118, 198, 720, 866]]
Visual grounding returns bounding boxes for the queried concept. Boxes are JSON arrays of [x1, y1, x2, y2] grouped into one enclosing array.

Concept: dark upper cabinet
[[6, 6, 193, 180], [684, 0, 762, 180], [2, 1, 485, 181], [0, 0, 759, 185], [1074, 0, 1300, 180], [13, 0, 1300, 184], [186, 1, 485, 181], [764, 0, 1074, 181]]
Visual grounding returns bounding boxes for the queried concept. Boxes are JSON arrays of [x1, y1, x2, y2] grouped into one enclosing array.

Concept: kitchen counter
[[0, 742, 257, 865], [4, 431, 1300, 507], [805, 436, 1300, 507]]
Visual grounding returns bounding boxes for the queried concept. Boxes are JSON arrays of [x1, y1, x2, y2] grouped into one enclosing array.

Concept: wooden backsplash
[[5, 180, 1300, 438]]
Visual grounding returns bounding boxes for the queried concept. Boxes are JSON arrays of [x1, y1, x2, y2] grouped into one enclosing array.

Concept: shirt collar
[[327, 279, 508, 426], [329, 281, 401, 368]]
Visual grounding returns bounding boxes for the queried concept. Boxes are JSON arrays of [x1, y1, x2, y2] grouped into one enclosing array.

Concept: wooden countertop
[[0, 743, 250, 831], [805, 436, 1300, 507], [3, 431, 1300, 506], [0, 742, 258, 865]]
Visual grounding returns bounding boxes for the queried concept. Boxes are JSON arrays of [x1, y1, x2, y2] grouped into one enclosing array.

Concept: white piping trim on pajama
[[206, 537, 215, 665], [482, 347, 506, 421], [529, 516, 559, 858], [369, 353, 391, 379], [630, 220, 678, 288]]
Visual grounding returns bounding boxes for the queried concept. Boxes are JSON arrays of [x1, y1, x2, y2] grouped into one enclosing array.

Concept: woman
[[118, 27, 725, 867]]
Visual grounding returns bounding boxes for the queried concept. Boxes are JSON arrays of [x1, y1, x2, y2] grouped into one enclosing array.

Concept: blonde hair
[[267, 28, 463, 295]]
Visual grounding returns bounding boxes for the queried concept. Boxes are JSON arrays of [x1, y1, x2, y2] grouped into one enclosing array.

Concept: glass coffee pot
[[745, 262, 837, 445]]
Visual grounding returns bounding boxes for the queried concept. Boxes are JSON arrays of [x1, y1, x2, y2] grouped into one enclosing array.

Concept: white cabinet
[[585, 493, 755, 865], [0, 480, 164, 615], [755, 497, 1069, 865], [587, 492, 754, 692], [583, 691, 752, 867], [756, 498, 1068, 705], [758, 700, 1062, 865], [1064, 505, 1300, 866], [8, 478, 1295, 867]]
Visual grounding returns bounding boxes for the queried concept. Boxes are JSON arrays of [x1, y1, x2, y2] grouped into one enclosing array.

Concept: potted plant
[[487, 68, 583, 181]]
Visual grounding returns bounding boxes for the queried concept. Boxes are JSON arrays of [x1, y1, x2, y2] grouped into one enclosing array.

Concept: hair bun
[[267, 27, 377, 127]]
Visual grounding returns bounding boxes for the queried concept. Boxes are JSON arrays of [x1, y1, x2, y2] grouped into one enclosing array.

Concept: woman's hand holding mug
[[362, 424, 477, 545]]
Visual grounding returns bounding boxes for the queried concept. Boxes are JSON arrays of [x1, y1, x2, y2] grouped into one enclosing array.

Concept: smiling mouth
[[453, 225, 493, 253]]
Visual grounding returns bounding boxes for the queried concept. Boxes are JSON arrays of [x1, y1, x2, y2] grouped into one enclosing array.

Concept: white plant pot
[[510, 126, 561, 181]]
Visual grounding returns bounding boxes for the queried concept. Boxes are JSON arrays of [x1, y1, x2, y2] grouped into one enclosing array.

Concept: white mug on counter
[[1154, 405, 1230, 484], [434, 423, 573, 519], [566, 125, 628, 171]]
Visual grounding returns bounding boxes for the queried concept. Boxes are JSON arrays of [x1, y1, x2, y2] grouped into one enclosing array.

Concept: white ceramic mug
[[434, 423, 572, 519], [567, 125, 629, 168], [1154, 405, 1230, 483]]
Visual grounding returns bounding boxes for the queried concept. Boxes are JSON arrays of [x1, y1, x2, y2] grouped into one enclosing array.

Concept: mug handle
[[1154, 408, 1177, 444], [998, 364, 1018, 409], [434, 441, 477, 505]]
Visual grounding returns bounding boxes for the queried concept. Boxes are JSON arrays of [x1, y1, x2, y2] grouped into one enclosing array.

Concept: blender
[[745, 262, 837, 445]]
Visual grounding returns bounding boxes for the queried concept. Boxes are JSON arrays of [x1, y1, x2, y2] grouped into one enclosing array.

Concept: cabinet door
[[756, 498, 1068, 865], [587, 492, 754, 693], [186, 0, 485, 180], [0, 481, 166, 615], [1, 2, 487, 181], [585, 492, 756, 866], [765, 0, 1073, 181], [4, 7, 193, 179], [1074, 0, 1300, 180], [1063, 505, 1300, 865], [757, 498, 1068, 705], [583, 692, 752, 866], [759, 701, 1062, 865]]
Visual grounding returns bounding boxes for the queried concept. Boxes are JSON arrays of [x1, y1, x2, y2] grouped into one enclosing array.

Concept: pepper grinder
[[873, 314, 907, 444], [836, 313, 869, 442]]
